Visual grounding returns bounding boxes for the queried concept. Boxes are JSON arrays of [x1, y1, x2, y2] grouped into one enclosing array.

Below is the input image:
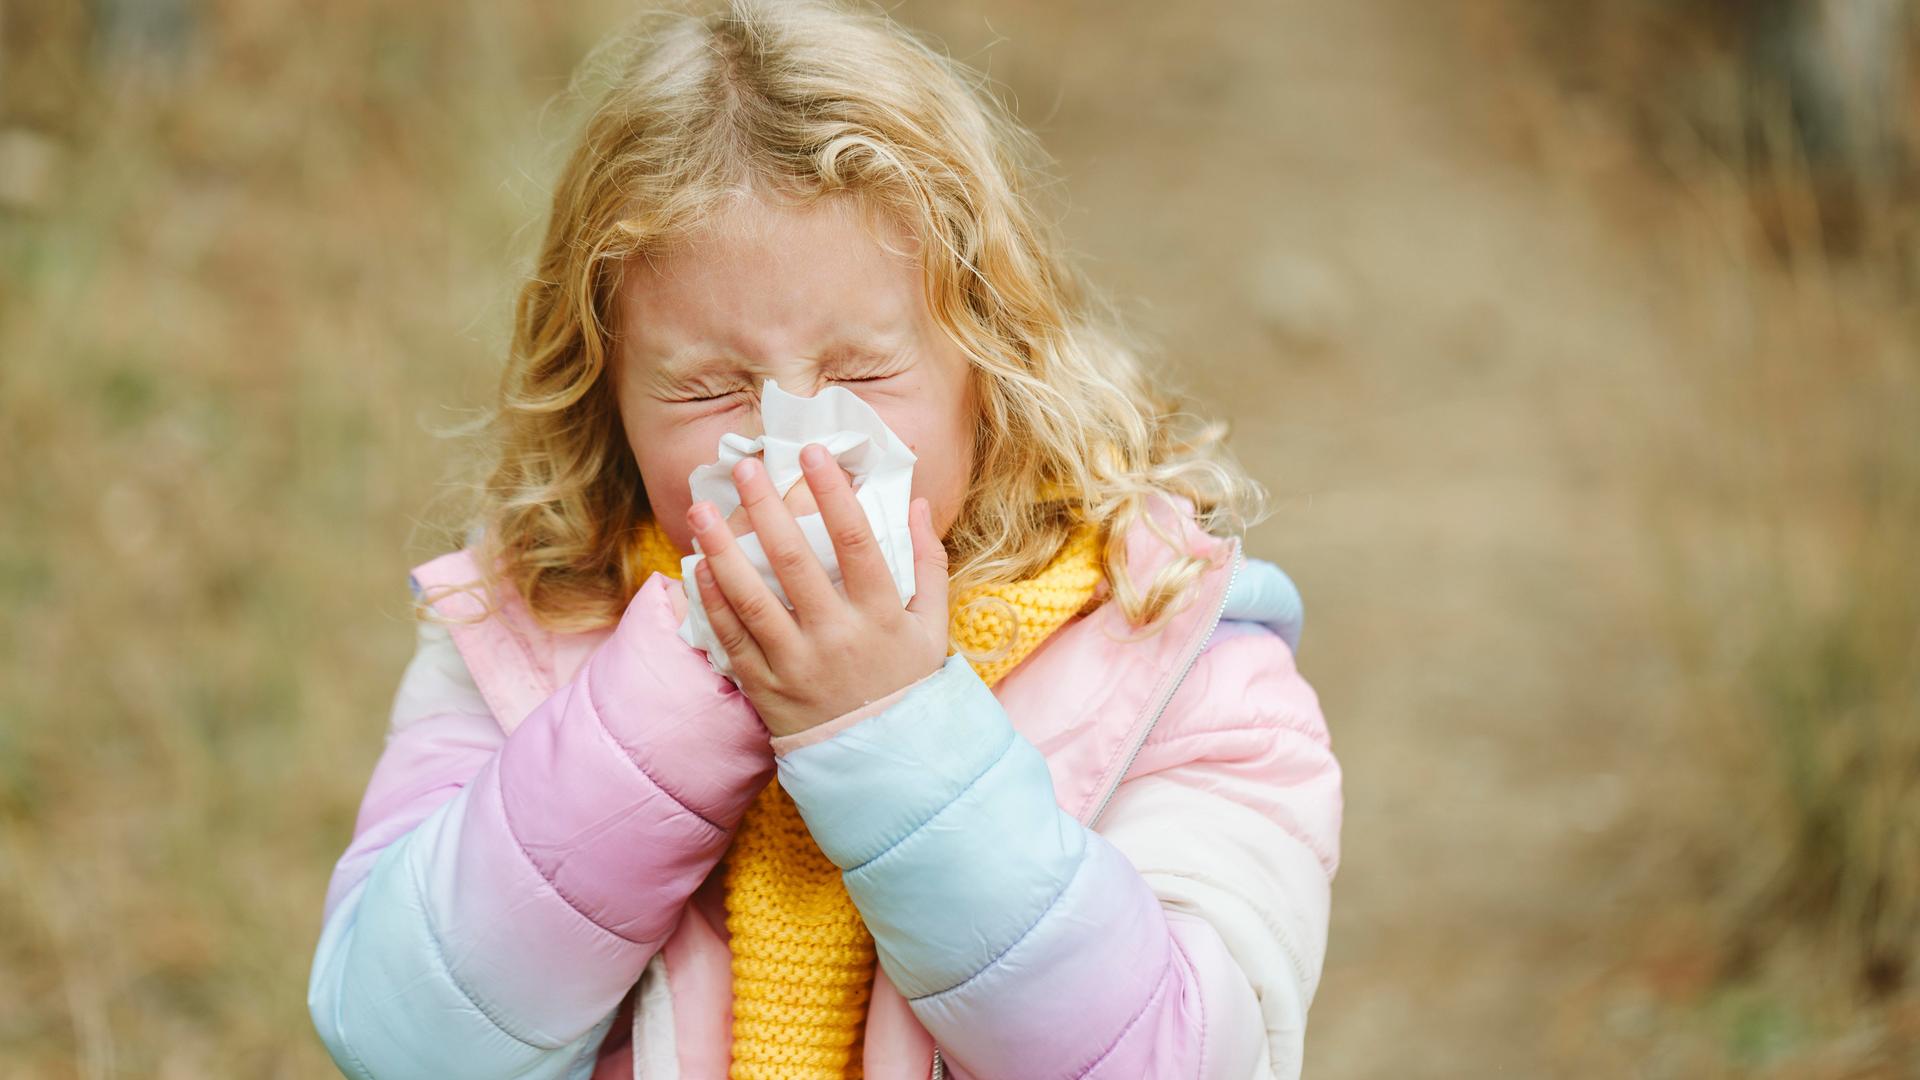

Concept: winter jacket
[[307, 494, 1341, 1079]]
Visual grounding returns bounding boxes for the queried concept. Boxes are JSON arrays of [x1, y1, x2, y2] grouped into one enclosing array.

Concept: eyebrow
[[650, 353, 738, 384]]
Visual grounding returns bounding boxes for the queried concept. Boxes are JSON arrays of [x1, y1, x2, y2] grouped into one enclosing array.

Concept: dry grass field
[[2, 2, 1915, 1077]]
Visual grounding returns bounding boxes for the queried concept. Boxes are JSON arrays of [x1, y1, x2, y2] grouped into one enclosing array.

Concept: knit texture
[[628, 517, 1102, 1078]]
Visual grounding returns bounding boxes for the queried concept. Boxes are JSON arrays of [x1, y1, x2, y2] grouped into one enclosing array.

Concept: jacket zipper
[[928, 541, 1242, 1079], [1087, 537, 1241, 828]]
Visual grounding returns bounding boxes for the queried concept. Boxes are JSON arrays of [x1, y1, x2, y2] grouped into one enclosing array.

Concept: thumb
[[903, 497, 949, 624]]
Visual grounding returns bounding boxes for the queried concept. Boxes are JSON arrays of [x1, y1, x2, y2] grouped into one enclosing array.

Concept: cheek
[[628, 410, 734, 554], [883, 404, 974, 528]]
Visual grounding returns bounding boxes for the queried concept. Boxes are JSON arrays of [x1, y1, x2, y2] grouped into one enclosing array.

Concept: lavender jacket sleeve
[[306, 575, 773, 1080], [776, 605, 1336, 1080]]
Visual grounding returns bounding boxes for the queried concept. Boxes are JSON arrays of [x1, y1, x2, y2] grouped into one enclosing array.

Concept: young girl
[[306, 2, 1341, 1078]]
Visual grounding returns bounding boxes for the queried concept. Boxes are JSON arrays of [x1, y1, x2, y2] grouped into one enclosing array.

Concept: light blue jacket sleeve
[[776, 655, 1224, 1078], [308, 793, 616, 1080]]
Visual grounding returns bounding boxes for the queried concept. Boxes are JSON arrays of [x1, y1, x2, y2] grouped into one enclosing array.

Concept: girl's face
[[612, 195, 977, 557]]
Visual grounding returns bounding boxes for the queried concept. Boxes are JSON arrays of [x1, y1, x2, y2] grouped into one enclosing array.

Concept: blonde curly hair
[[468, 0, 1266, 634]]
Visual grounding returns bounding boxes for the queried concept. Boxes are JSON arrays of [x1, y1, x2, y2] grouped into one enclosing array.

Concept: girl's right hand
[[659, 458, 857, 628]]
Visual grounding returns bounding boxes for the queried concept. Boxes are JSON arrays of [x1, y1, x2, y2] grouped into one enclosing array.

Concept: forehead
[[615, 195, 925, 363]]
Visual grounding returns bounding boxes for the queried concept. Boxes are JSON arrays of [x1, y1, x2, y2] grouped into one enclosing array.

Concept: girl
[[306, 2, 1341, 1078]]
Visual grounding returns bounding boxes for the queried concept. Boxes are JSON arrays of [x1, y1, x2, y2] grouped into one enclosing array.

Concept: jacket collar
[[986, 494, 1239, 821]]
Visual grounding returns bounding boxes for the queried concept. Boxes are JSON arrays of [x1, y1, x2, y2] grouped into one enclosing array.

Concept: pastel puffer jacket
[[307, 495, 1341, 1079]]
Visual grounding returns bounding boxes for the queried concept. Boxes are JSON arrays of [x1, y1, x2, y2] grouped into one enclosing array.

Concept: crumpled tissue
[[677, 379, 919, 681]]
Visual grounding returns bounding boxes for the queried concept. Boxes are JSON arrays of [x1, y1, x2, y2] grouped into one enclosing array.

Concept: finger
[[732, 456, 841, 623], [688, 500, 801, 657], [904, 497, 950, 623], [800, 443, 898, 611], [694, 558, 766, 676]]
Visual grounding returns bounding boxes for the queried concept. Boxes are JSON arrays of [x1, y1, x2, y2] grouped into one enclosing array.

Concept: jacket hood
[[1222, 557, 1305, 653]]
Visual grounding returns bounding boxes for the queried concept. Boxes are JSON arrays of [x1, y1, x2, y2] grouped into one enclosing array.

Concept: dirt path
[[907, 2, 1683, 1072]]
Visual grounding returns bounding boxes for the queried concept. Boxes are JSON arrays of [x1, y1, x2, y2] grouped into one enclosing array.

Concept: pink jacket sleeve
[[307, 575, 773, 1079]]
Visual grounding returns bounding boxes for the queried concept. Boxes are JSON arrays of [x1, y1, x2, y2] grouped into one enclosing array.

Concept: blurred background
[[2, 1, 1916, 1076]]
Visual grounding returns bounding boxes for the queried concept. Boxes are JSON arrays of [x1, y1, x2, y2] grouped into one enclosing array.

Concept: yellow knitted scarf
[[628, 516, 1102, 1079]]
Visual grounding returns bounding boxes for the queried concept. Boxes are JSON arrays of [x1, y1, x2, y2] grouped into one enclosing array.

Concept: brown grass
[[0, 4, 626, 1074], [1484, 2, 1920, 1068]]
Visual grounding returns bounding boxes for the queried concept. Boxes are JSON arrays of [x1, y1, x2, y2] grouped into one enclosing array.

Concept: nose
[[722, 374, 816, 443]]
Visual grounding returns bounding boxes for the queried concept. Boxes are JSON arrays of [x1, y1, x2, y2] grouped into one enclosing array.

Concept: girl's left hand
[[685, 443, 951, 738]]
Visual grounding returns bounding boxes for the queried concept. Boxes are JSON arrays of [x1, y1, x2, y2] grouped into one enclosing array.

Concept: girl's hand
[[686, 443, 950, 738]]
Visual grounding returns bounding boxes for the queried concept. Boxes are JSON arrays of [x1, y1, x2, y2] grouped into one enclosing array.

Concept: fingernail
[[734, 457, 760, 483], [801, 443, 828, 469], [690, 503, 717, 531]]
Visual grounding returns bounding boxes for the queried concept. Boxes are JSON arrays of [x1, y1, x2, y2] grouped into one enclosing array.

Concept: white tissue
[[677, 378, 919, 681]]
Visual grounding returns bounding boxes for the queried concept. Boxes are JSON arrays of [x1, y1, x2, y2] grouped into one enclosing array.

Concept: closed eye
[[670, 385, 749, 404], [831, 368, 904, 387]]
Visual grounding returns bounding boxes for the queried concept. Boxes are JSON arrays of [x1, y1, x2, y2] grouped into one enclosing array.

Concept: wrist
[[762, 652, 946, 739], [769, 669, 934, 755]]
